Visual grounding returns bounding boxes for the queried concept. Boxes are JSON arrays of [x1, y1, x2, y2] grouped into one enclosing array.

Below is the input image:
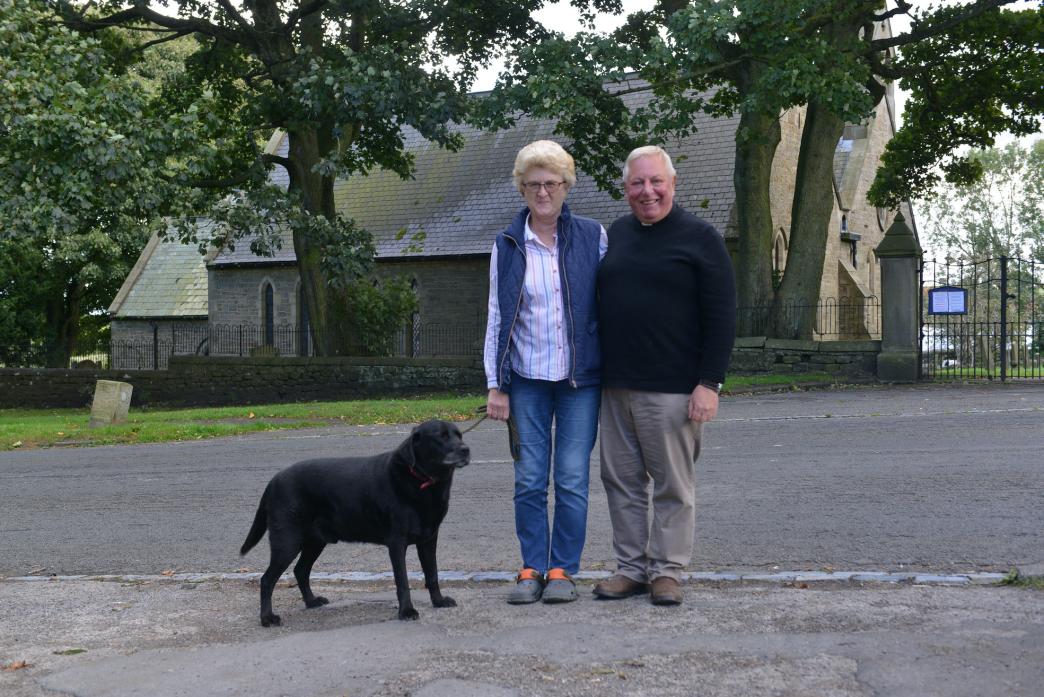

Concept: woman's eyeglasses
[[523, 180, 566, 193]]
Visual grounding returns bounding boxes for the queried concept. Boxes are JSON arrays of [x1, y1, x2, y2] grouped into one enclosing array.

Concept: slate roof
[[207, 226, 297, 267], [328, 85, 741, 258], [158, 84, 885, 272], [108, 226, 210, 318], [208, 87, 742, 265]]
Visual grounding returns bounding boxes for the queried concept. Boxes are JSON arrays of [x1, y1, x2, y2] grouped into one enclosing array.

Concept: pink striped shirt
[[484, 217, 607, 388]]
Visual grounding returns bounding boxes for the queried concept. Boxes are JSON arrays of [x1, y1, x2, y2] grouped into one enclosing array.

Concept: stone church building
[[108, 80, 914, 367]]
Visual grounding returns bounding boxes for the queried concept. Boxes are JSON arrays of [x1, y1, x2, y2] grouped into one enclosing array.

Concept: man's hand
[[487, 388, 510, 421], [688, 385, 719, 423]]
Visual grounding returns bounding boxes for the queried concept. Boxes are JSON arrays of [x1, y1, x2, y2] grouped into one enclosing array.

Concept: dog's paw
[[305, 596, 329, 608], [433, 596, 457, 608], [260, 612, 281, 627], [398, 607, 420, 621]]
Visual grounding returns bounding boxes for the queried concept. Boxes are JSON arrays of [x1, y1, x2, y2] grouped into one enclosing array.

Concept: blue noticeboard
[[927, 286, 968, 315]]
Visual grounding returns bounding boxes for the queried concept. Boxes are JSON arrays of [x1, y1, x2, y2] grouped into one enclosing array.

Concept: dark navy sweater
[[597, 205, 737, 393]]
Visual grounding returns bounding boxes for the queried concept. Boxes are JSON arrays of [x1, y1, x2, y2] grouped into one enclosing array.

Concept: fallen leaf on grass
[[12, 441, 22, 448], [248, 412, 256, 419], [53, 649, 87, 656], [2, 660, 32, 671]]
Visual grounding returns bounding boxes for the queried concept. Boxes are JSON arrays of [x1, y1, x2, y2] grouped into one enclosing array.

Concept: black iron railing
[[736, 296, 881, 340], [99, 322, 484, 370]]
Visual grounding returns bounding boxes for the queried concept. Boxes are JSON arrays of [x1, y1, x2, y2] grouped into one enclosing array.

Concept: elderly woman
[[483, 140, 607, 604]]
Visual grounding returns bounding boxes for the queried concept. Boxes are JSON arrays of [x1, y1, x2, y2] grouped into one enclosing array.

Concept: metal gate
[[920, 256, 1044, 380]]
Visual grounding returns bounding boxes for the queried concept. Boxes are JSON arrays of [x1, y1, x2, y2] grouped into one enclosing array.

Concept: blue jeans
[[508, 373, 600, 575]]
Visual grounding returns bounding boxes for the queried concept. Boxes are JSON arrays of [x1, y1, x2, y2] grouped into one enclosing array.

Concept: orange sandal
[[516, 568, 543, 582], [508, 568, 544, 605], [543, 568, 577, 604]]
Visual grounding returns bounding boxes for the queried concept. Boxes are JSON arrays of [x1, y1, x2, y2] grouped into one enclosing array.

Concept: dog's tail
[[239, 486, 269, 556]]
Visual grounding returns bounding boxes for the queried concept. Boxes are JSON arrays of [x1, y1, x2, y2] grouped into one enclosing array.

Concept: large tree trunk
[[282, 13, 362, 357], [771, 100, 846, 339], [286, 129, 358, 356], [732, 83, 782, 336], [43, 280, 83, 368]]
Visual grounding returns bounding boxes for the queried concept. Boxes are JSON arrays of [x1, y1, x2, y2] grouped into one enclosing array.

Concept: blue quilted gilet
[[492, 202, 602, 391]]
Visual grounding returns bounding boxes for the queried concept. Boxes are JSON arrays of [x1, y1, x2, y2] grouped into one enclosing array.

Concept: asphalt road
[[2, 382, 1042, 577], [5, 580, 1042, 697]]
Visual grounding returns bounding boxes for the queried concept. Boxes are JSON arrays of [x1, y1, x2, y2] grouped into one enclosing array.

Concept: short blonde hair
[[513, 140, 577, 193], [622, 145, 676, 181]]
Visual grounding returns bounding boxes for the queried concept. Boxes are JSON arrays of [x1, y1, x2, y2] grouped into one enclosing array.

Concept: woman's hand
[[487, 388, 510, 421]]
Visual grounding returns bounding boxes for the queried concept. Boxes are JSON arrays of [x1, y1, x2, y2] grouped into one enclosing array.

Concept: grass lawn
[[0, 372, 847, 451], [0, 394, 486, 451]]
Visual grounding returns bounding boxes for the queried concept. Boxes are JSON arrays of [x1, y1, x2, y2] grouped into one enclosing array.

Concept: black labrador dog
[[240, 419, 470, 627]]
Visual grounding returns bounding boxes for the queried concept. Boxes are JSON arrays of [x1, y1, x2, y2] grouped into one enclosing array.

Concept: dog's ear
[[395, 429, 418, 466]]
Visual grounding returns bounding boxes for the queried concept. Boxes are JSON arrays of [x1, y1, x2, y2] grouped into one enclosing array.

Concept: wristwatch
[[699, 380, 723, 394]]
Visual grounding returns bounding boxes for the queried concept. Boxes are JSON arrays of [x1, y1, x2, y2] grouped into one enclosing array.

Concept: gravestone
[[88, 380, 133, 429]]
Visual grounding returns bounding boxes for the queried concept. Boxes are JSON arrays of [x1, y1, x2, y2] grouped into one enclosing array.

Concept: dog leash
[[459, 405, 519, 461], [460, 405, 488, 435]]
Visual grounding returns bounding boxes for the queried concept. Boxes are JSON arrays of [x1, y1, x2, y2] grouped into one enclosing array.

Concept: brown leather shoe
[[592, 574, 648, 599], [650, 576, 683, 606]]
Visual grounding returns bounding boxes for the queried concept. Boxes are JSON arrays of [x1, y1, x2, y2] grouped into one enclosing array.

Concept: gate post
[[999, 256, 1008, 381], [874, 212, 923, 381]]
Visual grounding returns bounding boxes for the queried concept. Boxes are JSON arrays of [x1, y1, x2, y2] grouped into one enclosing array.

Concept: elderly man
[[593, 145, 737, 606]]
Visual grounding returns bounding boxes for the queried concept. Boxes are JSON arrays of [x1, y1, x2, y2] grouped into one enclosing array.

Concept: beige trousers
[[599, 387, 703, 582]]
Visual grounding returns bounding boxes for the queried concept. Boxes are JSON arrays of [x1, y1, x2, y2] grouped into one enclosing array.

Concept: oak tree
[[480, 0, 1041, 338], [47, 0, 619, 355], [0, 0, 216, 365]]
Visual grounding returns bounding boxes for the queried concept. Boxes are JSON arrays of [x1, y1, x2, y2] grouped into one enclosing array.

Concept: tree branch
[[871, 0, 1018, 51], [263, 153, 292, 170], [865, 74, 887, 105], [49, 0, 251, 49], [867, 52, 911, 81], [285, 0, 331, 31], [126, 29, 195, 54], [214, 0, 253, 33], [873, 0, 913, 23]]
